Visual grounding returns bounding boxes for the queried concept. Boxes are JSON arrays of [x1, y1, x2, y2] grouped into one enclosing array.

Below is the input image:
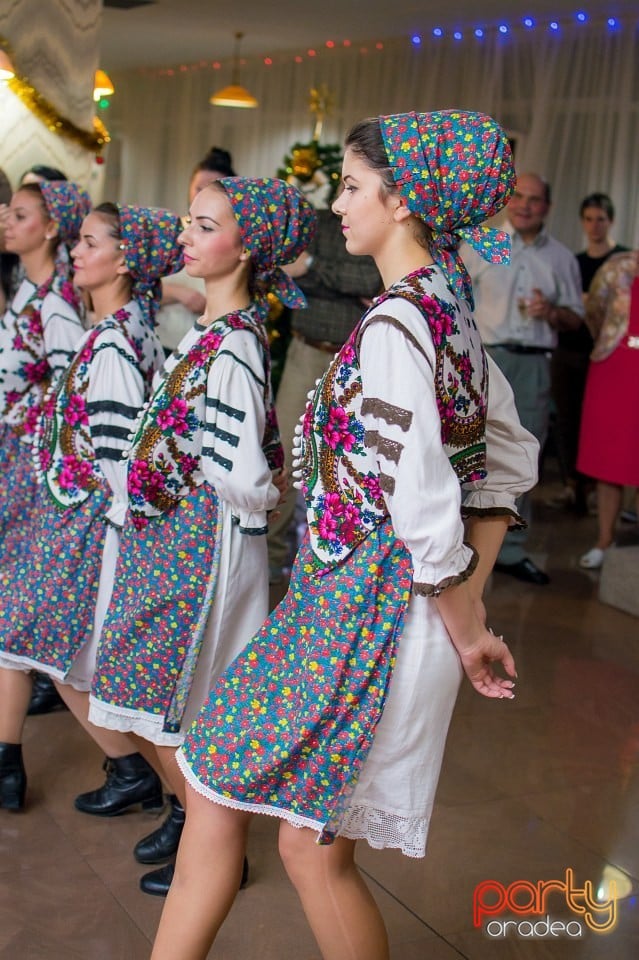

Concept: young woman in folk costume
[[0, 180, 89, 564], [0, 180, 89, 728], [88, 178, 315, 894], [150, 111, 538, 960], [0, 203, 182, 812]]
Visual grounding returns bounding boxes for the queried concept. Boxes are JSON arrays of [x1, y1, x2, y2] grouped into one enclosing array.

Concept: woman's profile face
[[332, 148, 397, 260], [179, 185, 244, 281], [3, 189, 54, 258], [70, 212, 126, 292]]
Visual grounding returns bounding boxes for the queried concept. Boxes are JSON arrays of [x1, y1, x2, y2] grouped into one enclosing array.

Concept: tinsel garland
[[7, 75, 110, 153]]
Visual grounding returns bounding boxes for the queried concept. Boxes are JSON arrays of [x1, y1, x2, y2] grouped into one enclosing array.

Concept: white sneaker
[[579, 547, 606, 570]]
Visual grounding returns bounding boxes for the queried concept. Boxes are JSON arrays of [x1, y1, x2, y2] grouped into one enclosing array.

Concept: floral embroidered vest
[[293, 268, 488, 568], [36, 307, 149, 510], [0, 275, 81, 437], [127, 309, 282, 523]]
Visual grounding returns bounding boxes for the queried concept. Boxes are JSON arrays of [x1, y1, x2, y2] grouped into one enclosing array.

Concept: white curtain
[[105, 22, 639, 250]]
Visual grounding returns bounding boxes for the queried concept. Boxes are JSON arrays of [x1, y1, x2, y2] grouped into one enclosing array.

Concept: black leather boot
[[139, 857, 250, 898], [26, 672, 68, 716], [0, 741, 27, 811], [74, 753, 163, 816], [134, 794, 185, 864]]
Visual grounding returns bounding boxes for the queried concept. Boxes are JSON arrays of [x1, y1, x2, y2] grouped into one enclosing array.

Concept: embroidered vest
[[35, 307, 147, 510], [127, 310, 282, 522], [0, 275, 80, 437], [293, 268, 488, 568]]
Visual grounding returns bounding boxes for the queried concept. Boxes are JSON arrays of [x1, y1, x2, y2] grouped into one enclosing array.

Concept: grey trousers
[[487, 346, 550, 565], [267, 335, 336, 572]]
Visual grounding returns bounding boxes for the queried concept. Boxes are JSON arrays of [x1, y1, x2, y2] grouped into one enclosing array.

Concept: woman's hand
[[273, 467, 289, 502], [454, 627, 517, 699], [435, 581, 517, 700], [267, 468, 290, 524]]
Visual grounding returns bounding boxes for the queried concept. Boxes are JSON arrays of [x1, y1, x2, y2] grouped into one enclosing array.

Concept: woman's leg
[[279, 823, 389, 960], [595, 481, 623, 549], [155, 744, 186, 807], [53, 682, 137, 758], [151, 783, 251, 960], [0, 667, 32, 742]]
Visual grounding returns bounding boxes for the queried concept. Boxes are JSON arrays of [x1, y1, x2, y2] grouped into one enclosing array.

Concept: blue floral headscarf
[[117, 205, 184, 327], [379, 110, 515, 306], [217, 177, 317, 318]]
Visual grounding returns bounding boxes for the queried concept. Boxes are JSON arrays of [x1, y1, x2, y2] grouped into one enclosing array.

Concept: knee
[[278, 822, 317, 887]]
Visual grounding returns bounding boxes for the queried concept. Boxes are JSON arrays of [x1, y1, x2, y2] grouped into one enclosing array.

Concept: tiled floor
[[1, 470, 638, 959]]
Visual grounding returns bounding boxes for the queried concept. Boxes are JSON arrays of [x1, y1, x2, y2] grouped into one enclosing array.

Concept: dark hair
[[0, 168, 11, 207], [94, 201, 121, 239], [19, 164, 68, 185], [344, 117, 432, 250], [192, 146, 235, 180], [579, 192, 615, 220]]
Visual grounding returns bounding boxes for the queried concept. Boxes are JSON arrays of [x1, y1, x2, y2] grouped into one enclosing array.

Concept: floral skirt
[[91, 485, 222, 736], [178, 519, 412, 843], [0, 425, 41, 566], [0, 483, 110, 677]]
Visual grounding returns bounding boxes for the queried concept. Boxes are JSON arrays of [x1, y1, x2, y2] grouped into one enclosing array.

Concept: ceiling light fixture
[[210, 32, 258, 109], [94, 69, 115, 100]]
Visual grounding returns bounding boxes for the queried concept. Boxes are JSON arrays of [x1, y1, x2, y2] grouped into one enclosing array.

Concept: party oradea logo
[[474, 869, 617, 939]]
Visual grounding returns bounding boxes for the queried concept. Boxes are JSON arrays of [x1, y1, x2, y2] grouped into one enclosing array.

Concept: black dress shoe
[[0, 742, 27, 811], [140, 862, 175, 897], [134, 795, 185, 864], [139, 857, 250, 898], [494, 557, 550, 585], [74, 752, 164, 816], [27, 673, 68, 716]]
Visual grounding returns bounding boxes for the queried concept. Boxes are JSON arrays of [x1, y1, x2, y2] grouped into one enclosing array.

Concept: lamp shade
[[0, 48, 15, 81], [209, 83, 258, 108], [94, 69, 114, 100], [210, 32, 258, 109]]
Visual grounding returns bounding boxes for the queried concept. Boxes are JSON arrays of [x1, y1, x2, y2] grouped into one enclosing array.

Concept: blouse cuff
[[233, 509, 269, 536], [462, 492, 526, 530], [412, 543, 478, 597]]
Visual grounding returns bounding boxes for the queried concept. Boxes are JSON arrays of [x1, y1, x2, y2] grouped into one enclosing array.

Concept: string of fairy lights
[[135, 9, 635, 79]]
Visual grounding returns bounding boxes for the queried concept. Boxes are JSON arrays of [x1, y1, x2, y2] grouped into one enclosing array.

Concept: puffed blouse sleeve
[[358, 300, 477, 596], [461, 354, 539, 527], [86, 329, 146, 526], [201, 328, 280, 534], [41, 288, 85, 379]]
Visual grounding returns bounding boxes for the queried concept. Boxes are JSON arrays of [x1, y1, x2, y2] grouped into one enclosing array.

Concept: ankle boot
[[74, 752, 163, 817], [26, 672, 68, 716], [0, 742, 27, 811], [134, 794, 185, 864]]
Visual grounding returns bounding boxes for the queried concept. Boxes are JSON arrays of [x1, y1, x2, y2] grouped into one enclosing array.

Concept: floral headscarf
[[117, 205, 184, 327], [217, 177, 317, 318], [378, 110, 515, 306], [39, 180, 92, 282]]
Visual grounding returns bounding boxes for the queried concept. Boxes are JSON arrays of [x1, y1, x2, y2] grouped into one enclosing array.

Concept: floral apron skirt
[[0, 425, 41, 566], [178, 518, 412, 843], [92, 484, 221, 734], [0, 482, 111, 676]]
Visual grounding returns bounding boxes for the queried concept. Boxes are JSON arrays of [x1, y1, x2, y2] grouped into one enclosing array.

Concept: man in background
[[462, 172, 584, 585]]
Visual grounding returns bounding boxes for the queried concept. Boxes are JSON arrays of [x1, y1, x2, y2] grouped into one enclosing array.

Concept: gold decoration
[[309, 83, 335, 141], [290, 145, 322, 181], [6, 72, 109, 153]]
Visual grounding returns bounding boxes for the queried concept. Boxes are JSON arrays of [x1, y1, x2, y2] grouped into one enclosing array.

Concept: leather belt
[[292, 330, 342, 355], [490, 343, 551, 356]]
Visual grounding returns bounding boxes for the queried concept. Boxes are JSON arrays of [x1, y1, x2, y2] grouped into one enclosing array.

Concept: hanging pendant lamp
[[210, 32, 258, 109]]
